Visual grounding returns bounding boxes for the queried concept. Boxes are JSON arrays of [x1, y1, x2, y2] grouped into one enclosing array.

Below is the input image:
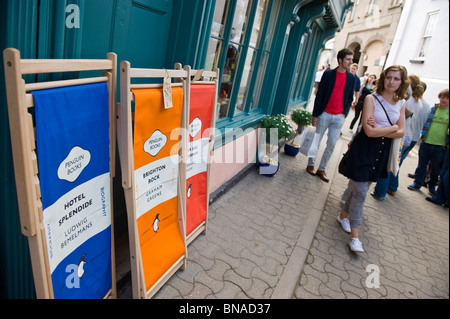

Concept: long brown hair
[[409, 75, 424, 101], [375, 65, 410, 101]]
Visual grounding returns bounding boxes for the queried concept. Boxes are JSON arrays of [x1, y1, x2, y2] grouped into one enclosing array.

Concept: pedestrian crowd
[[310, 48, 449, 253]]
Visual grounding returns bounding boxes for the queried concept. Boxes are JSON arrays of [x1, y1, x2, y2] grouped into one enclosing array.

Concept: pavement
[[116, 111, 449, 299]]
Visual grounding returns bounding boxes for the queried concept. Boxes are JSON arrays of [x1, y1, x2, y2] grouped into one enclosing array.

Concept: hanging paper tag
[[192, 69, 204, 82], [163, 70, 173, 109]]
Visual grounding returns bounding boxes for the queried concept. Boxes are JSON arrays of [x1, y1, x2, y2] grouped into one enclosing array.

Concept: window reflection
[[205, 0, 279, 120], [205, 38, 222, 73], [218, 0, 251, 119], [235, 48, 256, 114], [218, 40, 241, 118], [211, 0, 228, 38], [251, 51, 270, 110], [231, 0, 252, 44], [235, 0, 267, 114]]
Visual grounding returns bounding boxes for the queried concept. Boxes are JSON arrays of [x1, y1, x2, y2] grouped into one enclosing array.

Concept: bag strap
[[372, 94, 393, 126]]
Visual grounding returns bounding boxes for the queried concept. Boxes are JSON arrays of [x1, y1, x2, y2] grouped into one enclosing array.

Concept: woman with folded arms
[[337, 65, 408, 252]]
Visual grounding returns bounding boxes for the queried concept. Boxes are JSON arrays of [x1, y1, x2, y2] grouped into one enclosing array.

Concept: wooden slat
[[20, 59, 113, 75], [25, 76, 108, 92], [130, 82, 183, 89], [118, 61, 134, 189], [130, 68, 187, 79], [25, 94, 34, 107], [3, 47, 51, 298], [3, 49, 38, 237], [191, 81, 216, 85]]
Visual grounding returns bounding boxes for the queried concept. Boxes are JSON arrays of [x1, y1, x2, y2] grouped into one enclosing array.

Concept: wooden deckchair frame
[[3, 48, 117, 299], [175, 65, 220, 246], [117, 61, 189, 299]]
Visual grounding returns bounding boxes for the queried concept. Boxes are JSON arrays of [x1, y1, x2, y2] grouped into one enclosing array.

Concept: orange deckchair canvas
[[132, 87, 185, 291], [186, 85, 215, 236]]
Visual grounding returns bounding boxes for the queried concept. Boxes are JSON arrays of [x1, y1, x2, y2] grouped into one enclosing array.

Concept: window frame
[[348, 0, 359, 22], [366, 0, 375, 16], [415, 11, 439, 61], [206, 0, 278, 132], [390, 0, 402, 7]]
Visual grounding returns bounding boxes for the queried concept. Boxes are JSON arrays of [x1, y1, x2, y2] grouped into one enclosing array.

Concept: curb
[[271, 138, 345, 299]]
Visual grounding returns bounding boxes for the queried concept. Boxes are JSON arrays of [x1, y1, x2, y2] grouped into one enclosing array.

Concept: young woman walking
[[337, 65, 408, 252]]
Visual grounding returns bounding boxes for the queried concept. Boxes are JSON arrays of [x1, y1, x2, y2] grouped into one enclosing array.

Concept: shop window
[[205, 0, 280, 122]]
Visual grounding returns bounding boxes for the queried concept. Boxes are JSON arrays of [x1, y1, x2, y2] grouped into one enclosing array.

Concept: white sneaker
[[337, 216, 351, 233], [349, 238, 364, 252]]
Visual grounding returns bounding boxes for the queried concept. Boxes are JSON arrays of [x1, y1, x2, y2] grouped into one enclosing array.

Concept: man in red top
[[307, 48, 356, 182]]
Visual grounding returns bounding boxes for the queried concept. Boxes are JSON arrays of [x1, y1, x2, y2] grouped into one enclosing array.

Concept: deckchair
[[117, 62, 188, 299], [175, 65, 219, 245], [3, 48, 117, 299]]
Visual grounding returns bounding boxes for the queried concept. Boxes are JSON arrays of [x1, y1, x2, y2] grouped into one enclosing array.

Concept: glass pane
[[235, 48, 257, 113], [262, 0, 281, 51], [205, 38, 222, 71], [231, 0, 253, 44], [218, 44, 242, 119], [424, 13, 438, 36], [249, 0, 268, 48], [419, 37, 431, 58], [211, 0, 229, 38], [251, 51, 270, 110]]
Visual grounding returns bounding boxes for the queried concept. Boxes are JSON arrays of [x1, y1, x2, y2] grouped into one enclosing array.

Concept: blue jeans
[[308, 112, 345, 171], [374, 141, 417, 198], [414, 143, 446, 189], [431, 148, 449, 205]]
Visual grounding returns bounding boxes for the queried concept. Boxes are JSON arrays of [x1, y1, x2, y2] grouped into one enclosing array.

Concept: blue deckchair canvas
[[33, 83, 112, 299]]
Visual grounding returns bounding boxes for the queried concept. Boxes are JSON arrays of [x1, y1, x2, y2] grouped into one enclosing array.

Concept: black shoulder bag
[[339, 94, 389, 176]]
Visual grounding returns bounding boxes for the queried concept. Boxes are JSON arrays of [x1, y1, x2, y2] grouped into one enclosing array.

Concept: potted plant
[[260, 114, 295, 149], [259, 114, 295, 176], [291, 108, 312, 134], [284, 109, 312, 156]]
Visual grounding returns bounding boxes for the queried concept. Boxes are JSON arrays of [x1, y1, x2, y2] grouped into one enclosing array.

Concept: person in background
[[306, 48, 356, 183], [349, 74, 377, 133], [314, 65, 325, 95], [403, 82, 431, 159], [406, 82, 432, 185], [408, 89, 449, 195], [359, 72, 369, 87], [350, 63, 362, 105], [371, 75, 425, 200], [338, 65, 408, 252], [426, 146, 449, 208]]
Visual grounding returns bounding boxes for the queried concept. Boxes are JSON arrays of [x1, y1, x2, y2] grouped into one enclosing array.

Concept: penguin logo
[[187, 184, 192, 199], [77, 254, 87, 279], [153, 214, 160, 233]]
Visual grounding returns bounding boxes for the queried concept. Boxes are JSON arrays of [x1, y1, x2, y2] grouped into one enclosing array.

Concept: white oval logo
[[189, 117, 202, 138], [144, 130, 167, 157], [57, 146, 91, 182]]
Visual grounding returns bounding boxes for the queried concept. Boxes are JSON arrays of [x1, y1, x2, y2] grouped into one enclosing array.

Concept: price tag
[[163, 69, 173, 109]]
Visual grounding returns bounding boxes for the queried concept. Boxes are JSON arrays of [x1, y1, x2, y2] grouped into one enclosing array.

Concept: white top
[[405, 96, 423, 137], [315, 70, 324, 82], [371, 93, 405, 128]]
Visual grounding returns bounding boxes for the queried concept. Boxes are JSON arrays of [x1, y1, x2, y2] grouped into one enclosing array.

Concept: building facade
[[0, 0, 351, 298], [385, 0, 449, 104], [331, 0, 404, 76]]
